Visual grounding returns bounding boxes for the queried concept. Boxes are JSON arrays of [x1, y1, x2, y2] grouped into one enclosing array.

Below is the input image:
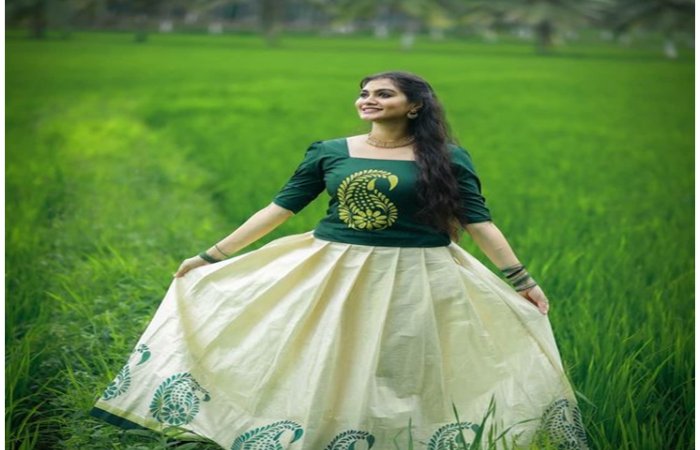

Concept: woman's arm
[[174, 203, 294, 278], [464, 221, 550, 315]]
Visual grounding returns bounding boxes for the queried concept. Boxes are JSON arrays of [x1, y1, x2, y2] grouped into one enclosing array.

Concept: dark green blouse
[[272, 138, 491, 247]]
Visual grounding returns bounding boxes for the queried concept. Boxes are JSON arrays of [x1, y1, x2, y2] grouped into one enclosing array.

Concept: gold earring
[[407, 110, 419, 119]]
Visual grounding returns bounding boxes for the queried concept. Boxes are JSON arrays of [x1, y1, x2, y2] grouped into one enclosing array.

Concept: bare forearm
[[464, 221, 549, 313], [206, 203, 294, 258], [464, 221, 521, 270]]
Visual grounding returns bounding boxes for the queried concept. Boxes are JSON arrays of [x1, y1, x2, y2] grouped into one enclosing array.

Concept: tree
[[460, 0, 612, 53], [125, 0, 164, 42], [260, 0, 285, 45], [607, 0, 694, 58], [6, 0, 83, 38], [315, 0, 453, 48], [6, 0, 49, 38]]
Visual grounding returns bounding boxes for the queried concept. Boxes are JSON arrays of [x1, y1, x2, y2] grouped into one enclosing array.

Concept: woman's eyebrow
[[360, 88, 397, 94]]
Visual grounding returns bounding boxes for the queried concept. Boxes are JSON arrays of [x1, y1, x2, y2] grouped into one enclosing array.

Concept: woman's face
[[355, 78, 418, 123]]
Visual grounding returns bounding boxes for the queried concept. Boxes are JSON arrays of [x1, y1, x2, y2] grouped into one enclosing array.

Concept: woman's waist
[[312, 223, 451, 249]]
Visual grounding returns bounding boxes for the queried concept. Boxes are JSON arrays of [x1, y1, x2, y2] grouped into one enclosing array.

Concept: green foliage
[[5, 32, 693, 449]]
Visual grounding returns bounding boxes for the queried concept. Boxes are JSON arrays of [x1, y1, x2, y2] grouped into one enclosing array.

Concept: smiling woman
[[91, 71, 588, 449], [357, 80, 419, 121]]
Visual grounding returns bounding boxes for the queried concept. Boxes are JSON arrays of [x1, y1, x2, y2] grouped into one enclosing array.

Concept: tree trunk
[[535, 19, 553, 53], [261, 0, 284, 46], [30, 0, 47, 39], [134, 15, 148, 43], [50, 0, 73, 40]]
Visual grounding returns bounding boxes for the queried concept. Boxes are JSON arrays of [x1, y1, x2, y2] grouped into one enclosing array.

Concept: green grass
[[6, 31, 693, 449]]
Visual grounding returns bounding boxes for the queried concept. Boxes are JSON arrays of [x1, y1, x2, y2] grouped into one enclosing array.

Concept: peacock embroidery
[[323, 429, 375, 449], [427, 421, 480, 450], [101, 343, 151, 400], [337, 169, 399, 231], [231, 420, 304, 450], [539, 399, 589, 450], [149, 372, 211, 426]]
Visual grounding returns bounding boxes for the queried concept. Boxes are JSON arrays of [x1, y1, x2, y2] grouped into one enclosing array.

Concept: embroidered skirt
[[91, 232, 588, 449]]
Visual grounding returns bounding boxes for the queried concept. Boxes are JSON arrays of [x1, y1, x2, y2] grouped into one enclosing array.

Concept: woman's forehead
[[361, 78, 399, 91]]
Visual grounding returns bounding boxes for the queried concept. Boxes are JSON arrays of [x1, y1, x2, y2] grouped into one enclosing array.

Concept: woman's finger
[[174, 259, 194, 278], [518, 286, 549, 315], [528, 287, 550, 315], [174, 256, 210, 278], [173, 264, 188, 278]]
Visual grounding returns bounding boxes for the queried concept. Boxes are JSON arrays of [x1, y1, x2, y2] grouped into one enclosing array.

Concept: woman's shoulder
[[447, 142, 472, 159], [300, 137, 350, 161], [447, 143, 478, 172], [317, 135, 358, 149], [312, 136, 360, 156]]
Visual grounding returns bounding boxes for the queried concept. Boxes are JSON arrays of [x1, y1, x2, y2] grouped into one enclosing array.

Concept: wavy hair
[[359, 71, 464, 240]]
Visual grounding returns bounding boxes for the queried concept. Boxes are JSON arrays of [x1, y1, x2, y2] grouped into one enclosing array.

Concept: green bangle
[[514, 277, 538, 292], [198, 251, 220, 264], [501, 264, 525, 278], [500, 264, 537, 291]]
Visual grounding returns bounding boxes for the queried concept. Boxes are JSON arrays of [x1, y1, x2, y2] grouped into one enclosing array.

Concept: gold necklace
[[366, 133, 415, 149]]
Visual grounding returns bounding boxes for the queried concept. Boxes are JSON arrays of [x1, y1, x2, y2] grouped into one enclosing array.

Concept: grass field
[[6, 31, 694, 449]]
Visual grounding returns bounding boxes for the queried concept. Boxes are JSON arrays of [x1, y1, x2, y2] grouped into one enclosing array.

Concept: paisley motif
[[100, 343, 151, 400], [134, 343, 151, 365], [539, 399, 590, 450], [323, 429, 375, 449], [231, 420, 304, 450], [101, 364, 130, 400], [427, 421, 480, 450], [149, 372, 210, 426], [337, 169, 399, 231]]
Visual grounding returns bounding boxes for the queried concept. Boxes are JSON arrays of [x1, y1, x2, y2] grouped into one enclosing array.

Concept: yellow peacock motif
[[337, 170, 399, 231]]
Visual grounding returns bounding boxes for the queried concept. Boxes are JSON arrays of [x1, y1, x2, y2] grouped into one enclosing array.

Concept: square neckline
[[342, 138, 417, 162]]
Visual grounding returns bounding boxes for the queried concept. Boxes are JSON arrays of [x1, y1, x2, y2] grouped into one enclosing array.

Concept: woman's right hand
[[173, 256, 210, 278]]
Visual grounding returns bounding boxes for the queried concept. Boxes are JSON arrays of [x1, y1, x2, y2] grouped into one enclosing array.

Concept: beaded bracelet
[[501, 264, 538, 292], [198, 251, 220, 264]]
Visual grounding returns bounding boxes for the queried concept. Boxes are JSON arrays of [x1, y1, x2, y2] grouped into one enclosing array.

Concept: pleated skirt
[[91, 232, 587, 450]]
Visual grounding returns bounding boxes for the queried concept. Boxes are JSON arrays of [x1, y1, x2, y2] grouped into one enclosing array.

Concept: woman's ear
[[406, 103, 423, 118], [410, 102, 423, 112]]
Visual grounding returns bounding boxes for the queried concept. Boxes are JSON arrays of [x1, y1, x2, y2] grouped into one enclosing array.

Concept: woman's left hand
[[174, 256, 210, 278], [518, 285, 550, 315]]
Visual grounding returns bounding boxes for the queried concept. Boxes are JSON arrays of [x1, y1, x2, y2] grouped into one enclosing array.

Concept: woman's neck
[[368, 122, 411, 142]]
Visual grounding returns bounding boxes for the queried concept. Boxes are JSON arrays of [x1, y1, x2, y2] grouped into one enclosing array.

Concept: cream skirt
[[91, 232, 588, 450]]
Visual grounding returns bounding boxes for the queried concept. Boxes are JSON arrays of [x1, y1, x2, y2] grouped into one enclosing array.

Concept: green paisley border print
[[101, 343, 151, 401], [427, 421, 480, 450], [231, 420, 304, 450], [539, 399, 589, 450], [149, 372, 211, 426], [323, 429, 375, 449]]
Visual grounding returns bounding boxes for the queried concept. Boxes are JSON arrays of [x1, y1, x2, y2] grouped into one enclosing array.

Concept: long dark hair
[[360, 71, 464, 240]]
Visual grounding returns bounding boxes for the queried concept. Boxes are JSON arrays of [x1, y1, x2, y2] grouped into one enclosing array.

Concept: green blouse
[[272, 138, 491, 247]]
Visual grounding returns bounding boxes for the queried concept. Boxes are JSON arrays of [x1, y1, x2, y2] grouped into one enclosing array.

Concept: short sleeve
[[451, 146, 492, 224], [272, 141, 326, 213]]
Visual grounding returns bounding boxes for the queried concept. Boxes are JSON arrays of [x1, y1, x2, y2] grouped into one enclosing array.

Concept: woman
[[91, 71, 588, 449]]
